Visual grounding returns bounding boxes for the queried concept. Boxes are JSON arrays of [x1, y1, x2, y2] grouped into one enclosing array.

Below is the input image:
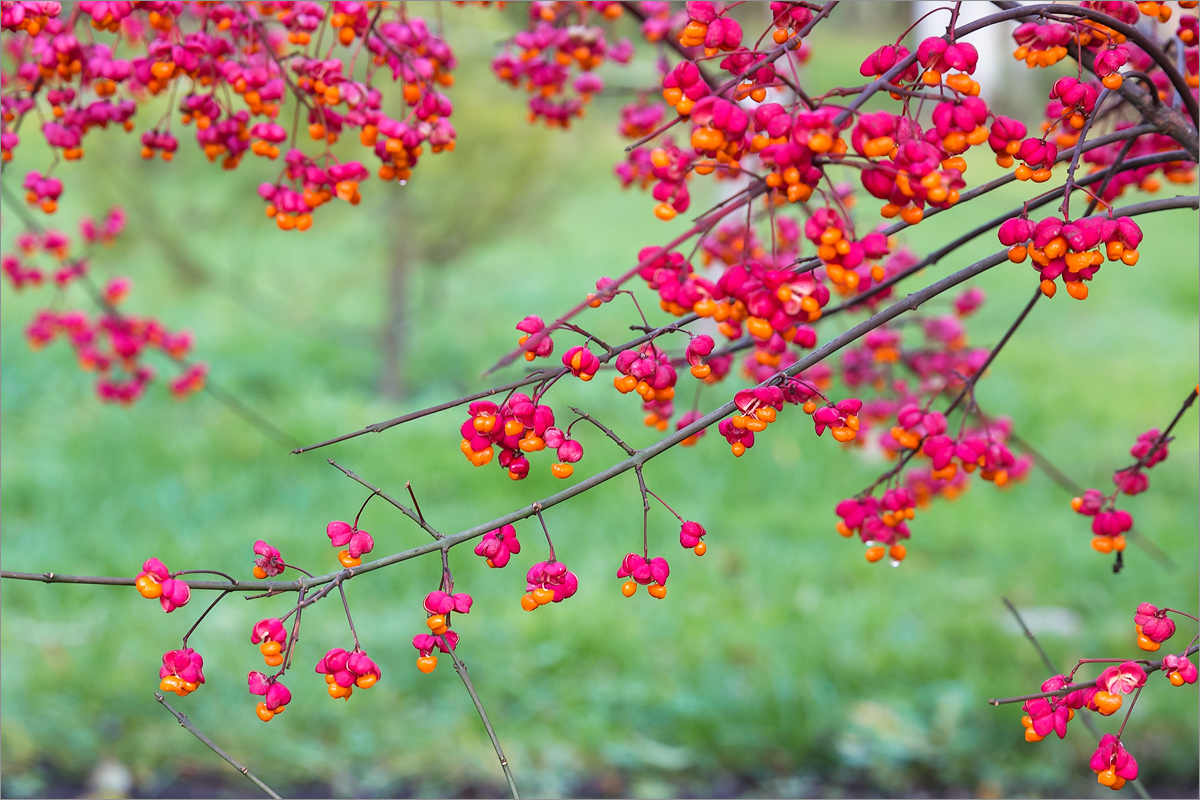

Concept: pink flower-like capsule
[[251, 618, 287, 645], [616, 553, 670, 598], [423, 590, 473, 616], [1022, 695, 1070, 740], [516, 315, 553, 360], [159, 648, 205, 696], [562, 345, 600, 380], [1097, 662, 1147, 695], [524, 560, 579, 605], [679, 520, 706, 551], [252, 540, 284, 578], [326, 520, 374, 562], [316, 647, 382, 695], [1090, 733, 1138, 788], [248, 672, 291, 721], [136, 557, 190, 612], [1133, 603, 1176, 650], [616, 553, 670, 586], [475, 524, 521, 568], [1161, 653, 1197, 686]]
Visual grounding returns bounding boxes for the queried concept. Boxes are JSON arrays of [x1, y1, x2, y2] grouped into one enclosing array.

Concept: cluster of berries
[[490, 1, 632, 127], [519, 560, 578, 610], [5, 208, 205, 404], [412, 589, 473, 673], [460, 391, 583, 480], [316, 647, 381, 701], [999, 214, 1143, 300], [1017, 601, 1197, 789], [1, 1, 459, 229]]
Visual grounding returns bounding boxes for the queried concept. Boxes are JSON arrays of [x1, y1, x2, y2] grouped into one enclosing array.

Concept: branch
[[441, 642, 520, 799], [155, 692, 283, 799], [6, 192, 1193, 596]]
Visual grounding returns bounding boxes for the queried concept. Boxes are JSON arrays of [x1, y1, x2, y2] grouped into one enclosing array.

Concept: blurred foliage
[[2, 5, 1198, 799]]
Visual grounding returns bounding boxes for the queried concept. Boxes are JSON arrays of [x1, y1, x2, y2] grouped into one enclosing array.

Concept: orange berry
[[551, 463, 574, 479], [532, 587, 555, 605], [1064, 281, 1088, 300], [356, 673, 377, 689], [1024, 727, 1045, 742], [256, 702, 275, 722], [731, 442, 746, 457], [253, 566, 268, 579], [1091, 536, 1114, 553], [263, 654, 284, 667], [159, 675, 182, 693], [426, 615, 447, 632], [1120, 248, 1139, 266], [690, 363, 712, 379], [693, 542, 707, 556], [260, 640, 283, 657], [338, 550, 361, 568], [1112, 535, 1126, 552], [865, 546, 887, 563], [654, 202, 677, 221], [1102, 73, 1123, 90], [621, 580, 637, 597], [417, 655, 438, 673], [1014, 164, 1033, 181], [1169, 671, 1186, 686], [889, 544, 907, 562], [1137, 633, 1161, 651], [1093, 690, 1122, 715], [136, 574, 163, 599], [328, 682, 352, 699], [899, 205, 923, 225], [647, 583, 667, 599]]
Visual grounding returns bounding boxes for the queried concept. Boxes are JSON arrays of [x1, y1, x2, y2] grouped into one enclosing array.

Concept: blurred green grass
[[2, 6, 1198, 798]]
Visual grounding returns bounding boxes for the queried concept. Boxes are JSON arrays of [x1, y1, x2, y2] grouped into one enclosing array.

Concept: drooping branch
[[5, 193, 1194, 597]]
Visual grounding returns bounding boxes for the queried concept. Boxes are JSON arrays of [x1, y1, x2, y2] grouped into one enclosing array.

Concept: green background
[[2, 5, 1197, 798]]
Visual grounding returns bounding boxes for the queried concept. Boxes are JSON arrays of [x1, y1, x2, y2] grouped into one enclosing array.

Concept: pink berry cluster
[[1015, 600, 1198, 790], [1071, 420, 1177, 557], [4, 208, 205, 404], [519, 560, 578, 610], [1, 1, 459, 230], [316, 647, 381, 701], [999, 213, 1143, 300], [412, 590, 472, 673], [616, 553, 669, 599], [459, 393, 583, 480], [490, 0, 633, 128], [158, 647, 205, 697]]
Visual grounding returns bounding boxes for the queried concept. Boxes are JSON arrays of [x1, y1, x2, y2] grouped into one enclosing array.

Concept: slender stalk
[[440, 641, 520, 799], [155, 693, 283, 799]]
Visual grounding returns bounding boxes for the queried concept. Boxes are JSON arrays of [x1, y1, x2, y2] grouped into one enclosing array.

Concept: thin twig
[[440, 641, 520, 799], [327, 459, 442, 540], [154, 692, 283, 799]]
